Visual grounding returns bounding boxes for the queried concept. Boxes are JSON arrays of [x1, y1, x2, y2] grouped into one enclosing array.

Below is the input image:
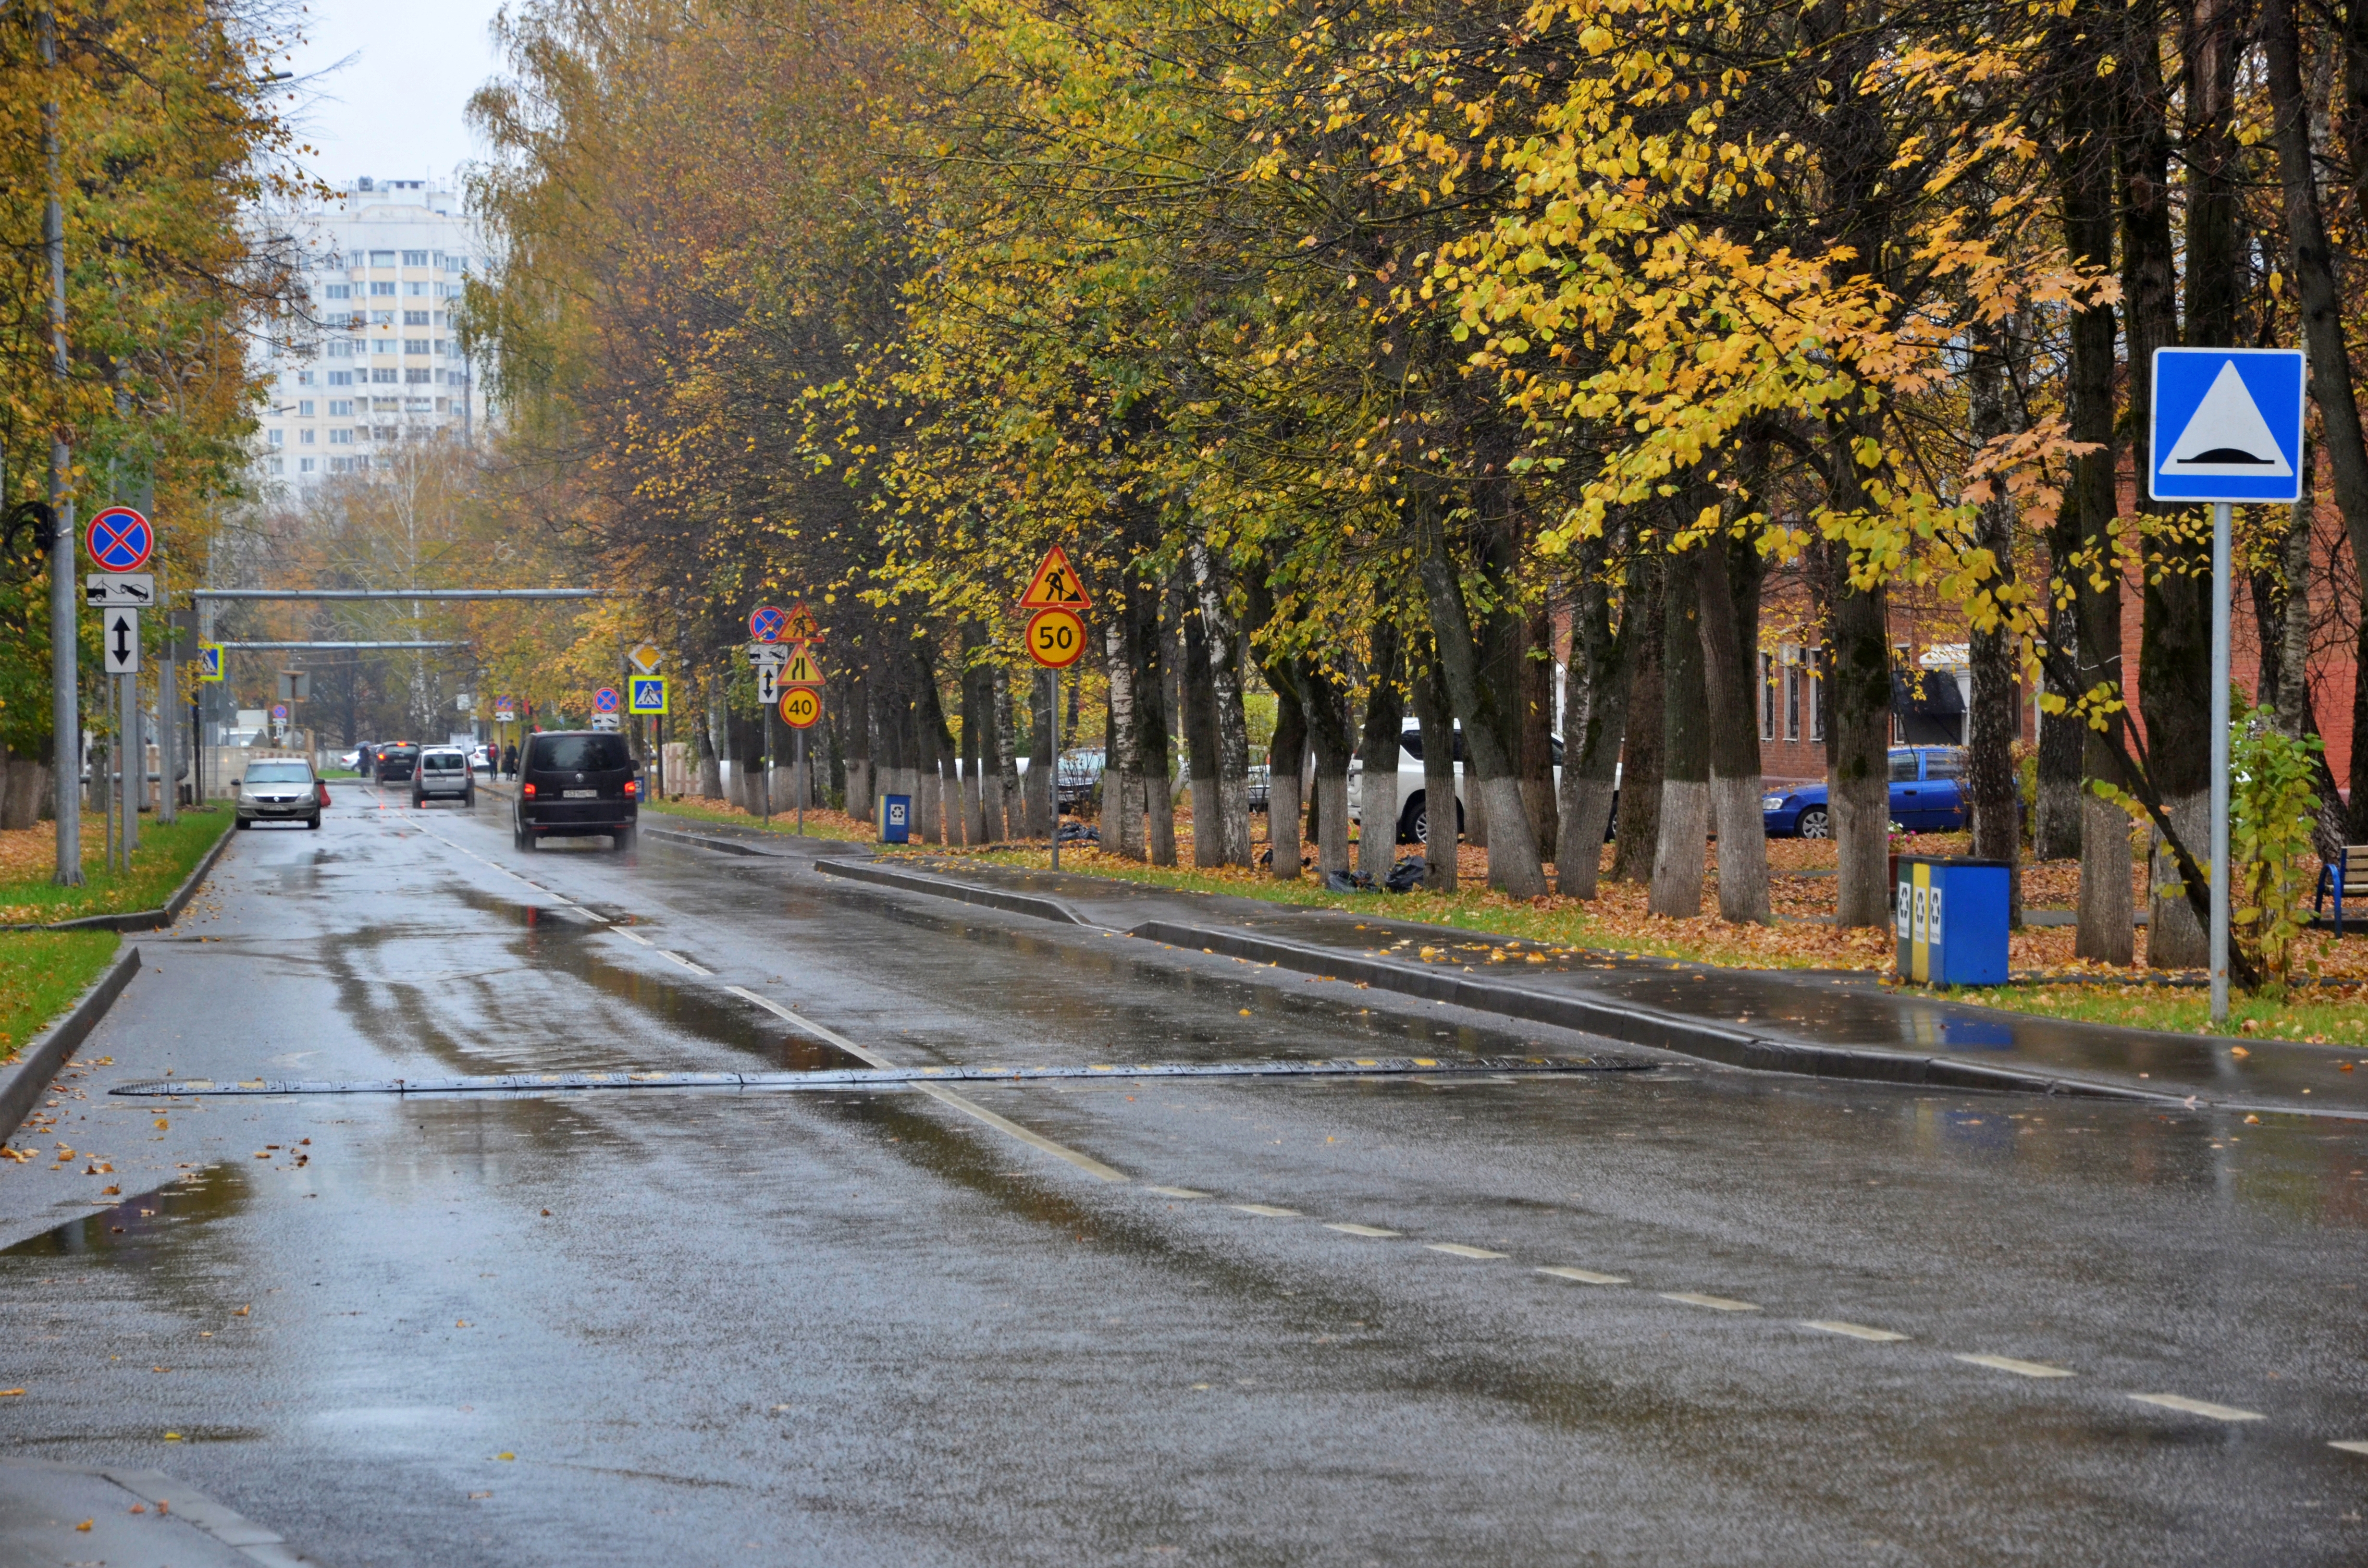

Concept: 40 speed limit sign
[[1024, 606, 1088, 669], [778, 687, 823, 728]]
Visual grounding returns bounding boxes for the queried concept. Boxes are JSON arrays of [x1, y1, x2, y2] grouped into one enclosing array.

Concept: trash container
[[878, 793, 911, 845], [1895, 856, 2010, 986]]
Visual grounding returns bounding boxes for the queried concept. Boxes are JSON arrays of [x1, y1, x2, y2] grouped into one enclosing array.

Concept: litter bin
[[1895, 856, 2010, 986], [878, 793, 911, 845]]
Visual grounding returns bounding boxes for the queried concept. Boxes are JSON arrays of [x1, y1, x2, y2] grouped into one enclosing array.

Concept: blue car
[[1763, 746, 1969, 838]]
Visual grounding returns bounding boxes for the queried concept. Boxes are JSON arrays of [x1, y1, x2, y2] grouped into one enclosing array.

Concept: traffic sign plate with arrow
[[102, 608, 140, 675]]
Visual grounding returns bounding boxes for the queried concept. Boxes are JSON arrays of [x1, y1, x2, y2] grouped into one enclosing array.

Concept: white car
[[411, 746, 476, 808], [1348, 725, 1591, 844]]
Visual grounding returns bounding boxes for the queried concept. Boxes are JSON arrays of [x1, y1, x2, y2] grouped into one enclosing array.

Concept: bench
[[2316, 845, 2368, 935]]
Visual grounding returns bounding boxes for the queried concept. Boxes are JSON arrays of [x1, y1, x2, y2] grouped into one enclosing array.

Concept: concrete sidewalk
[[767, 846, 2364, 1121], [0, 1459, 319, 1565]]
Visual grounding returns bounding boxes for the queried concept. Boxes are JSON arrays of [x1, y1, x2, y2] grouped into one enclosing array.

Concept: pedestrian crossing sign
[[2148, 347, 2306, 504], [197, 643, 223, 682], [628, 675, 668, 715]]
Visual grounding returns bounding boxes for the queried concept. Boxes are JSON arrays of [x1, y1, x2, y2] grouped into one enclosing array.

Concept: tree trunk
[[2034, 598, 2085, 860], [1268, 676, 1306, 879], [1413, 647, 1456, 891], [1413, 490, 1546, 898], [1556, 530, 1630, 898], [696, 676, 723, 800], [1105, 619, 1142, 859], [1610, 548, 1666, 884], [1697, 524, 1771, 923], [846, 664, 873, 823], [1181, 591, 1224, 866], [1966, 317, 2024, 921], [990, 663, 1017, 842], [1190, 542, 1254, 865], [1825, 555, 1893, 930], [1129, 584, 1175, 867], [1651, 544, 1711, 918], [1521, 606, 1558, 856], [1299, 657, 1354, 877], [1357, 621, 1405, 880]]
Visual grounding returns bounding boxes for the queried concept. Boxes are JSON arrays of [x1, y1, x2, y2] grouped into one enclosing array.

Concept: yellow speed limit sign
[[1024, 606, 1088, 669], [778, 687, 822, 728]]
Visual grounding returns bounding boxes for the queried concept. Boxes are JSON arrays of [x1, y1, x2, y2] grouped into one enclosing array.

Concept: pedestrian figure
[[502, 743, 518, 779]]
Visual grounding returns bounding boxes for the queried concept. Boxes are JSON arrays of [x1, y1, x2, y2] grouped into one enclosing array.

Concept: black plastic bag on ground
[[1323, 870, 1377, 893], [1384, 858, 1427, 894]]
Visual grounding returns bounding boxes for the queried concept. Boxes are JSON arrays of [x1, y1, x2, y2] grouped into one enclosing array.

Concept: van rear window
[[530, 735, 632, 772]]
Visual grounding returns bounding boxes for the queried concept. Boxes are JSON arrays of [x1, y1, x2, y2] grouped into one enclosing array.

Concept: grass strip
[[0, 930, 120, 1063], [0, 809, 232, 927], [643, 796, 874, 843]]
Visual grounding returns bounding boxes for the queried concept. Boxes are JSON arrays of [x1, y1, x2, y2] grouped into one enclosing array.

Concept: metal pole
[[1049, 669, 1061, 874], [122, 672, 138, 853], [795, 725, 805, 837], [2210, 500, 2232, 1025], [41, 2, 81, 886], [762, 705, 773, 825], [100, 677, 114, 872]]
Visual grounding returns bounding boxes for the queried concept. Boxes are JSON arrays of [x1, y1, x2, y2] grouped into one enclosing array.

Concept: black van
[[375, 743, 419, 784], [514, 731, 639, 850]]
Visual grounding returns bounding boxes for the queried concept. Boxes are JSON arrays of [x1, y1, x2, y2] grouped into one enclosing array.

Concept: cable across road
[[108, 1054, 1651, 1099]]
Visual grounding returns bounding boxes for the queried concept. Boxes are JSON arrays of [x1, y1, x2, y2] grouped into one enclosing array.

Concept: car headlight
[[1762, 795, 1787, 811]]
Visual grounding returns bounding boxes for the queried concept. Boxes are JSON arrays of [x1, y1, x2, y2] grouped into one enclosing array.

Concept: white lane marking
[[661, 951, 714, 976], [719, 986, 1125, 1184], [2330, 1440, 2368, 1456], [1660, 1292, 1759, 1312], [1537, 1266, 1628, 1286], [2128, 1393, 2265, 1423], [1954, 1354, 2074, 1379], [1324, 1223, 1401, 1238], [1231, 1204, 1300, 1217], [1427, 1243, 1509, 1260], [1801, 1320, 1908, 1343], [611, 928, 654, 947], [1143, 1186, 1208, 1200]]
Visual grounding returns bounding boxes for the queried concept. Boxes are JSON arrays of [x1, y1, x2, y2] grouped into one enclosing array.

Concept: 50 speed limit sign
[[1024, 606, 1087, 669], [778, 687, 823, 728]]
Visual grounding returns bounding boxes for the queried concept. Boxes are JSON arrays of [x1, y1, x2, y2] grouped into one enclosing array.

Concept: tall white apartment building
[[255, 177, 491, 483]]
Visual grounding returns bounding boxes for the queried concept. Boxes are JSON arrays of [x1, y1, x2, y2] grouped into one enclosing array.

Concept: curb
[[642, 823, 789, 858], [1127, 920, 2179, 1105], [0, 1459, 323, 1566], [0, 942, 142, 1146], [4, 813, 235, 934], [814, 857, 1090, 925]]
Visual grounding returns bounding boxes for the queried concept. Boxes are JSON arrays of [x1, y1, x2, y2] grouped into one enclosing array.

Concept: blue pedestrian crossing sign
[[627, 675, 668, 716], [197, 643, 223, 682], [2149, 347, 2306, 504]]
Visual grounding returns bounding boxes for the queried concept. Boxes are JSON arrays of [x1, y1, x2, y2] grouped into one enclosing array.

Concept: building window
[[299, 429, 316, 445], [370, 281, 395, 296], [403, 309, 428, 326], [330, 428, 353, 444], [402, 250, 427, 266], [295, 371, 313, 386], [346, 250, 363, 268], [297, 400, 314, 416], [371, 368, 397, 384], [405, 281, 429, 296], [326, 283, 351, 300], [369, 249, 395, 266], [329, 400, 353, 416], [268, 456, 284, 475], [299, 457, 316, 473], [268, 429, 284, 445], [372, 425, 396, 441], [405, 368, 431, 385], [328, 370, 352, 386], [400, 338, 425, 355], [1810, 648, 1827, 743]]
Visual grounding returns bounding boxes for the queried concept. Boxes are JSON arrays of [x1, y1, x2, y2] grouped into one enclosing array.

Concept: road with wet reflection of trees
[[3, 781, 2365, 1566]]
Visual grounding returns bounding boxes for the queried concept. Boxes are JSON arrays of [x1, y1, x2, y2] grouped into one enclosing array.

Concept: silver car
[[412, 746, 476, 808], [236, 760, 322, 830]]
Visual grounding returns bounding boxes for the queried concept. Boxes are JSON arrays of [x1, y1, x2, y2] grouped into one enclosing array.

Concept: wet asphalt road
[[3, 784, 2367, 1566]]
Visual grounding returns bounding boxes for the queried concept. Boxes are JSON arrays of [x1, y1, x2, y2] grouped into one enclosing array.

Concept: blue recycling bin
[[878, 793, 911, 844], [1895, 856, 2011, 986]]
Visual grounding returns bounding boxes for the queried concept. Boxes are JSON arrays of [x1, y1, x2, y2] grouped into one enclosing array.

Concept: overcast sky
[[280, 0, 509, 197]]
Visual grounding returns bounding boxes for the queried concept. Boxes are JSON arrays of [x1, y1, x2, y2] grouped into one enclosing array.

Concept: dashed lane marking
[[1537, 1266, 1628, 1286], [661, 951, 714, 976], [1801, 1320, 1909, 1343], [611, 928, 654, 947], [1427, 1243, 1509, 1261], [2331, 1440, 2368, 1456], [1954, 1354, 2075, 1379], [1324, 1223, 1401, 1238], [1231, 1204, 1300, 1217], [1660, 1292, 1760, 1312], [1143, 1186, 1209, 1200], [2128, 1393, 2265, 1423]]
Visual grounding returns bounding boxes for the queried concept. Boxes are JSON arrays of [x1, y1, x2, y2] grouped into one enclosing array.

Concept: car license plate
[[563, 789, 598, 798]]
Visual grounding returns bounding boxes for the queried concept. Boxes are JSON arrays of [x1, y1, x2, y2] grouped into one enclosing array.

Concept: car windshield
[[383, 747, 417, 760], [246, 763, 310, 783], [530, 735, 632, 772]]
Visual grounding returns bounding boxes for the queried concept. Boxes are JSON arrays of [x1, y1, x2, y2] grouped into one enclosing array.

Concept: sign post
[[1016, 545, 1091, 872], [781, 644, 825, 837], [2148, 346, 2307, 1025]]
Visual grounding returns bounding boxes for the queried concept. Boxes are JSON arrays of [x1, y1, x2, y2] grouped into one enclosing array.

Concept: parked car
[[1346, 725, 1586, 845], [234, 759, 324, 831], [335, 748, 361, 772], [412, 746, 476, 808], [374, 743, 420, 784], [515, 730, 639, 851], [1763, 746, 1968, 838]]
